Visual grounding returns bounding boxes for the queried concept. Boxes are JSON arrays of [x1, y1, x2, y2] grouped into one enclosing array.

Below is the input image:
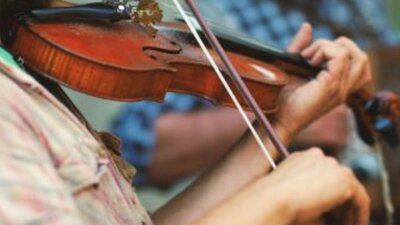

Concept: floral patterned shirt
[[0, 51, 152, 225]]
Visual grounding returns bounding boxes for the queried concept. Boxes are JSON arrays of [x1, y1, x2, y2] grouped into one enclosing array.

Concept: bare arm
[[149, 103, 348, 186], [152, 123, 288, 224], [192, 149, 370, 225], [153, 24, 372, 225], [149, 108, 253, 185]]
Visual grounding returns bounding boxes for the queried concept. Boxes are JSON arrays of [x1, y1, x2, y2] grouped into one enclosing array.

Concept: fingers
[[301, 39, 351, 100], [351, 178, 370, 225], [302, 40, 350, 71], [337, 167, 370, 225], [297, 35, 371, 106], [326, 165, 370, 225], [279, 149, 370, 225], [287, 23, 313, 53], [305, 37, 371, 88], [335, 37, 372, 89]]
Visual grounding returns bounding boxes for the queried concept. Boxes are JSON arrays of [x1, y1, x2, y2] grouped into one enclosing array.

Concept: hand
[[264, 148, 370, 225], [193, 148, 369, 225], [272, 23, 372, 140]]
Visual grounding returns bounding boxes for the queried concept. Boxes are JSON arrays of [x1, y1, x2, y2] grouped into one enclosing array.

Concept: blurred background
[[64, 0, 400, 224], [387, 0, 400, 30]]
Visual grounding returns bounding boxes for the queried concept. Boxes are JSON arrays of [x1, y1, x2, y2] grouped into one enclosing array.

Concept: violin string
[[185, 0, 291, 157], [172, 0, 277, 169]]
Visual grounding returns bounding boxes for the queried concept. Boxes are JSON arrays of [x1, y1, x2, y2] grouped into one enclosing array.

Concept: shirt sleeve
[[111, 93, 213, 185], [0, 77, 85, 225]]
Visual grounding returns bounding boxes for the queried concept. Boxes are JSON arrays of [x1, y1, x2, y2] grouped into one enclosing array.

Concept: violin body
[[6, 12, 400, 147], [9, 18, 288, 114]]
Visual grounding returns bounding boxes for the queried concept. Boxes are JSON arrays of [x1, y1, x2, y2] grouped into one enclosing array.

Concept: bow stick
[[173, 0, 290, 167]]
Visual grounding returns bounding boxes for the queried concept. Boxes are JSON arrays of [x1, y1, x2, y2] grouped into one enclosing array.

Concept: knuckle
[[290, 151, 305, 160], [341, 177, 355, 193], [325, 156, 339, 166], [315, 39, 323, 45], [315, 39, 328, 47], [360, 52, 368, 61], [341, 166, 356, 178], [344, 187, 354, 199], [308, 147, 324, 156], [339, 48, 350, 59], [337, 36, 350, 43]]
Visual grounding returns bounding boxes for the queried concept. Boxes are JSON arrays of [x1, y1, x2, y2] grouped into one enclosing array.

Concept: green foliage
[[387, 0, 400, 31]]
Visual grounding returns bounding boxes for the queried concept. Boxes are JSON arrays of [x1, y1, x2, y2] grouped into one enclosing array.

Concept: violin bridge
[[132, 0, 164, 37]]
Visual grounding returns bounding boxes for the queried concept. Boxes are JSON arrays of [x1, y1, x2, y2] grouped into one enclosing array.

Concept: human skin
[[149, 77, 349, 186], [192, 149, 369, 225], [45, 0, 348, 188], [153, 23, 371, 225], [4, 1, 370, 223]]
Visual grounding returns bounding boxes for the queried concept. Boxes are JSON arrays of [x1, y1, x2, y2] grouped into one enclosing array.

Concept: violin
[[4, 1, 400, 150], [8, 16, 287, 113]]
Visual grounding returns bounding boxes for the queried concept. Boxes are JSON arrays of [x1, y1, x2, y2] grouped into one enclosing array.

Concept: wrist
[[271, 120, 297, 147]]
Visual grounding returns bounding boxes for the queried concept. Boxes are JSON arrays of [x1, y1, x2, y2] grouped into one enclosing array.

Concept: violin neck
[[213, 28, 320, 78], [166, 3, 320, 77]]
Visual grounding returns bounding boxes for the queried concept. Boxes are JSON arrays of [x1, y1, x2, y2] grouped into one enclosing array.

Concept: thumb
[[287, 23, 313, 53]]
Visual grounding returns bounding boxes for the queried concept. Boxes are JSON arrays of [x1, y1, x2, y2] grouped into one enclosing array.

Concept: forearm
[[153, 124, 292, 225], [153, 24, 373, 225], [148, 108, 253, 185]]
